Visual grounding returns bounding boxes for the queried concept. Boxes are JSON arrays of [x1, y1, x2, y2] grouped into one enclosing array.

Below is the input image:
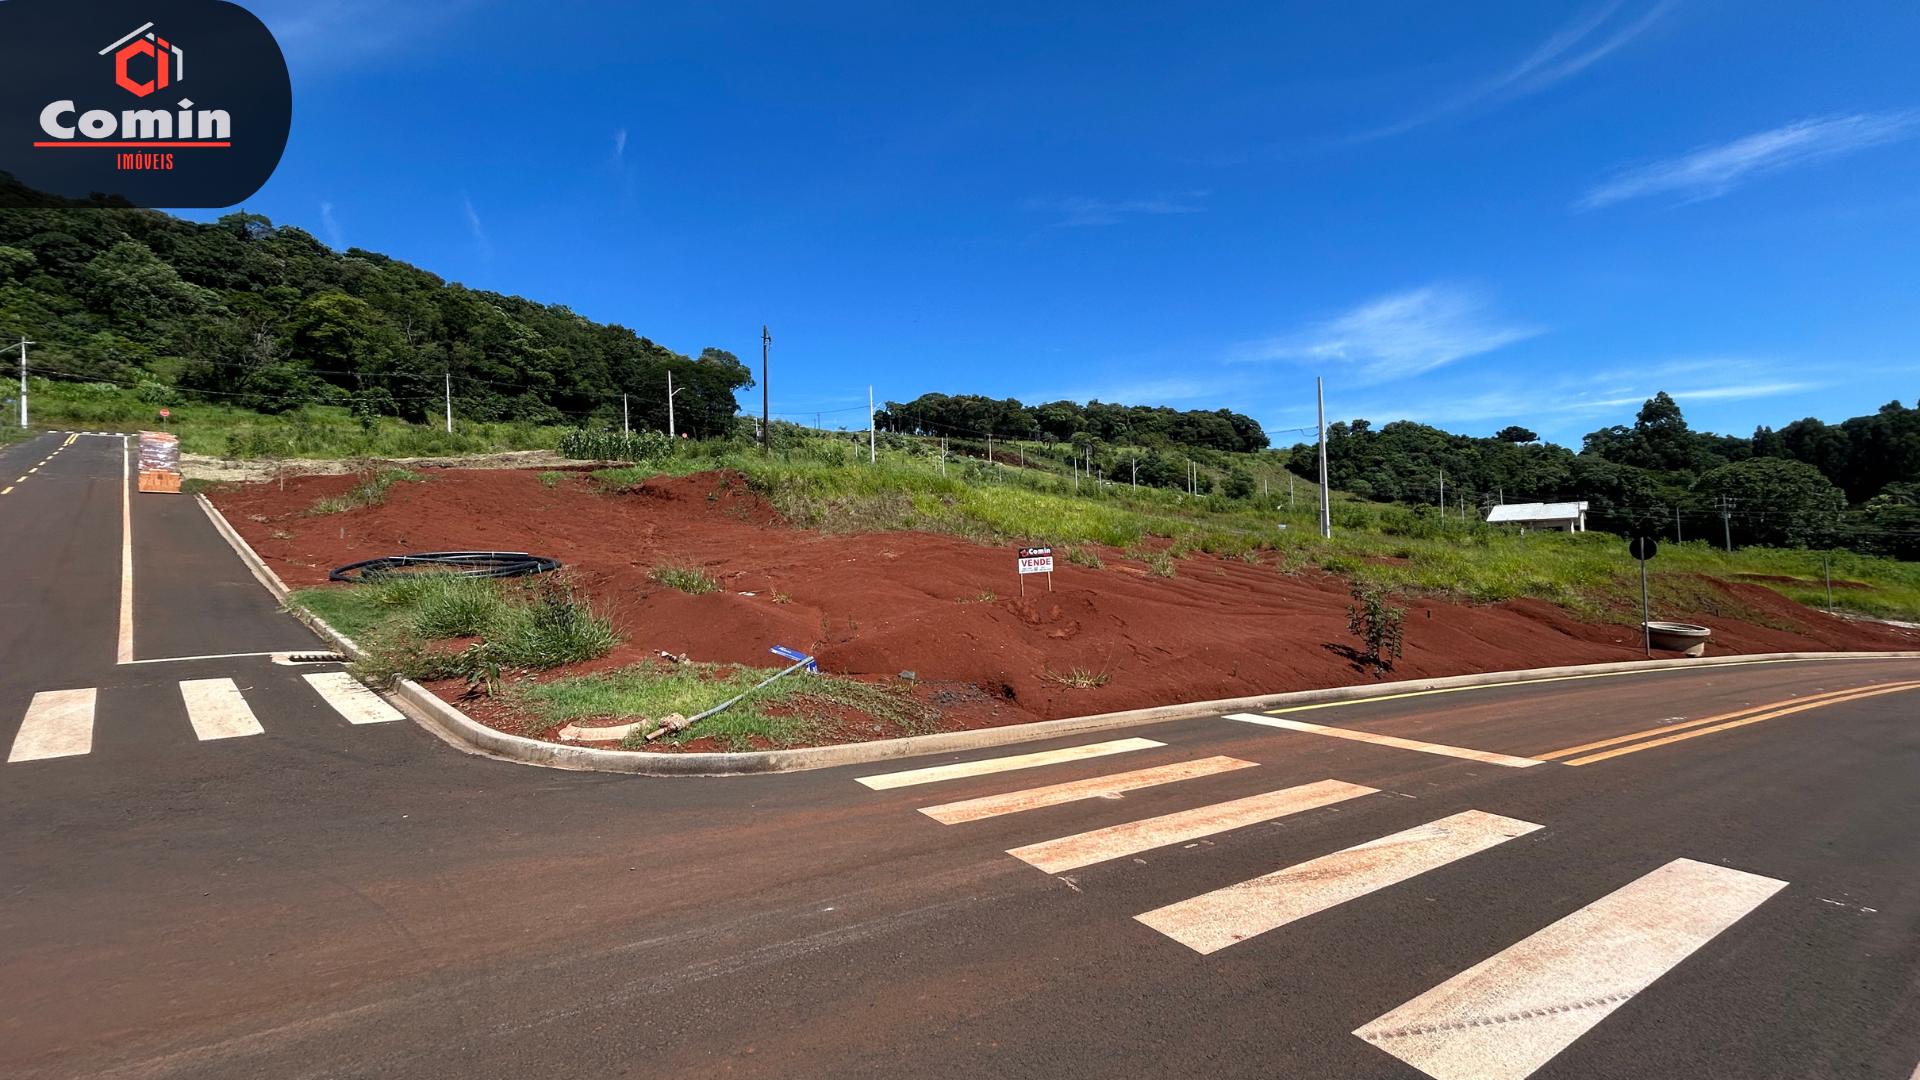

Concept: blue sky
[[192, 1, 1920, 446]]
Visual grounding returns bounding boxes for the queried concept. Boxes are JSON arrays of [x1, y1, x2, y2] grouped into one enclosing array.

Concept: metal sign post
[[1017, 546, 1054, 596], [1628, 536, 1659, 657]]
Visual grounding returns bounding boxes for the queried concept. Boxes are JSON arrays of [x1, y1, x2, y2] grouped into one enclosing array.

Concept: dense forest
[[1289, 393, 1920, 558], [874, 393, 1268, 453], [0, 207, 752, 436]]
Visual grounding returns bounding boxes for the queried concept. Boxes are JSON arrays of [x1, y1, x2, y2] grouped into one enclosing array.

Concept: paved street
[[2, 432, 1917, 1080]]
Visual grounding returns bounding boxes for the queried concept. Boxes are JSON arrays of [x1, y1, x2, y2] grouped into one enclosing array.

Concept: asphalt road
[[2, 431, 1917, 1080]]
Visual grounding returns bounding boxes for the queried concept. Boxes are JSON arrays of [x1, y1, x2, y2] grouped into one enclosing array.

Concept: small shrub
[[1145, 552, 1176, 578], [539, 470, 566, 488], [1345, 583, 1406, 673], [650, 564, 719, 595]]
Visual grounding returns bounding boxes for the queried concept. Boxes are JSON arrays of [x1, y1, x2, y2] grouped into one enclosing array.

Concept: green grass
[[21, 377, 565, 459], [307, 467, 425, 514], [511, 661, 937, 750], [649, 564, 720, 594], [288, 573, 620, 687], [539, 470, 566, 488]]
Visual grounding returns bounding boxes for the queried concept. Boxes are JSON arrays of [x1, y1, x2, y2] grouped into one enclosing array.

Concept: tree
[[1691, 458, 1847, 548], [1494, 425, 1538, 443], [1223, 471, 1255, 500]]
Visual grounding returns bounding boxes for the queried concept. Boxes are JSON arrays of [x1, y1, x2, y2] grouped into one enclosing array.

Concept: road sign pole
[[1640, 556, 1650, 657]]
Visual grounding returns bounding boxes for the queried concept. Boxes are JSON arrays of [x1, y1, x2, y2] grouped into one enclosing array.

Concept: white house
[[1485, 500, 1589, 532]]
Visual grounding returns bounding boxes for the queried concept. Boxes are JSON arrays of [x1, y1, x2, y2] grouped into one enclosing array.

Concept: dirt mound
[[210, 467, 1920, 737]]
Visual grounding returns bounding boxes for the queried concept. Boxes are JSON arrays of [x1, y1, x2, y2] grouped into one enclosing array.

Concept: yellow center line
[[1563, 682, 1920, 766], [1537, 680, 1920, 760], [0, 485, 11, 495]]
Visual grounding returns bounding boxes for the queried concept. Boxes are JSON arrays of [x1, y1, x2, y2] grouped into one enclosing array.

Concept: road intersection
[[2, 431, 1916, 1079]]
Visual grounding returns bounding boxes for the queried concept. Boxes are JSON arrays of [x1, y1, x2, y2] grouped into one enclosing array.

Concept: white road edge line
[[117, 435, 134, 664], [124, 651, 304, 665], [1136, 809, 1541, 954], [7, 688, 97, 762], [1223, 713, 1543, 768], [304, 671, 403, 725], [179, 678, 264, 741], [1352, 857, 1787, 1080], [919, 756, 1259, 824], [854, 737, 1165, 790], [1009, 779, 1378, 874]]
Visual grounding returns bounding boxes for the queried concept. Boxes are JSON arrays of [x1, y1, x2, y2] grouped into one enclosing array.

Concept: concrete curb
[[196, 495, 1920, 778]]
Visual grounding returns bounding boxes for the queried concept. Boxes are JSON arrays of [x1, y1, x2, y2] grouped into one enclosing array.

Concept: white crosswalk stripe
[[854, 737, 1165, 790], [304, 671, 404, 725], [1353, 858, 1787, 1080], [179, 678, 265, 741], [1008, 779, 1378, 874], [918, 756, 1258, 824], [1135, 809, 1543, 954], [7, 688, 97, 762]]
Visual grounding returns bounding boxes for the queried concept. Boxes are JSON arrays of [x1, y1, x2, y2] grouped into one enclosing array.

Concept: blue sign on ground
[[769, 645, 818, 673]]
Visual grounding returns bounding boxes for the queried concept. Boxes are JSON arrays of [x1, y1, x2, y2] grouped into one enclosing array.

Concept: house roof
[[1485, 501, 1589, 523]]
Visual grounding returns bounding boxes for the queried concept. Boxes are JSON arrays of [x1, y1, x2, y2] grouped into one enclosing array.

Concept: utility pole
[[1718, 495, 1735, 553], [1132, 457, 1138, 488], [1674, 505, 1682, 543], [867, 386, 876, 464], [1438, 470, 1445, 520], [5, 337, 32, 428], [1316, 376, 1331, 539], [444, 370, 452, 433], [1823, 551, 1833, 609], [666, 371, 683, 439], [622, 393, 630, 436], [760, 325, 771, 453]]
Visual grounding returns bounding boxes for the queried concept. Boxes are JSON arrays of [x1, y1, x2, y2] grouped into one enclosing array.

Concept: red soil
[[211, 468, 1920, 744]]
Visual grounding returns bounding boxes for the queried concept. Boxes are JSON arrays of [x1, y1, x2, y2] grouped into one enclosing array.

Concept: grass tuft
[[650, 564, 720, 595], [1043, 666, 1111, 689], [307, 468, 424, 515]]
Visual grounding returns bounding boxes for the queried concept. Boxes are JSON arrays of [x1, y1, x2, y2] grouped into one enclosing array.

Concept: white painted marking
[[1353, 858, 1787, 1080], [854, 737, 1164, 790], [1224, 713, 1542, 768], [919, 756, 1259, 824], [1009, 779, 1377, 874], [1136, 809, 1542, 954], [117, 436, 133, 664], [304, 671, 403, 725], [123, 650, 300, 665], [179, 678, 264, 741], [8, 689, 97, 762]]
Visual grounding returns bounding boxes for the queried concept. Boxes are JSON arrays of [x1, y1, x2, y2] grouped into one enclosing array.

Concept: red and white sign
[[1017, 546, 1054, 575]]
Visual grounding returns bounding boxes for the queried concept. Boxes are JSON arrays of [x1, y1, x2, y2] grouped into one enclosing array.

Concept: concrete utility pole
[[666, 371, 683, 439], [760, 325, 771, 453], [1674, 505, 1683, 543], [622, 393, 630, 436], [5, 337, 33, 428], [1132, 457, 1138, 488], [1316, 376, 1331, 539], [1438, 470, 1445, 519], [867, 386, 876, 464], [444, 370, 452, 433], [1718, 495, 1735, 553]]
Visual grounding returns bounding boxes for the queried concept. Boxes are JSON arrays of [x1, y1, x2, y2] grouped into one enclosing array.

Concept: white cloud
[[1029, 191, 1209, 227], [1580, 111, 1920, 209], [462, 195, 493, 261], [1357, 1, 1675, 140], [1235, 284, 1542, 383], [318, 200, 343, 249], [612, 128, 628, 165]]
